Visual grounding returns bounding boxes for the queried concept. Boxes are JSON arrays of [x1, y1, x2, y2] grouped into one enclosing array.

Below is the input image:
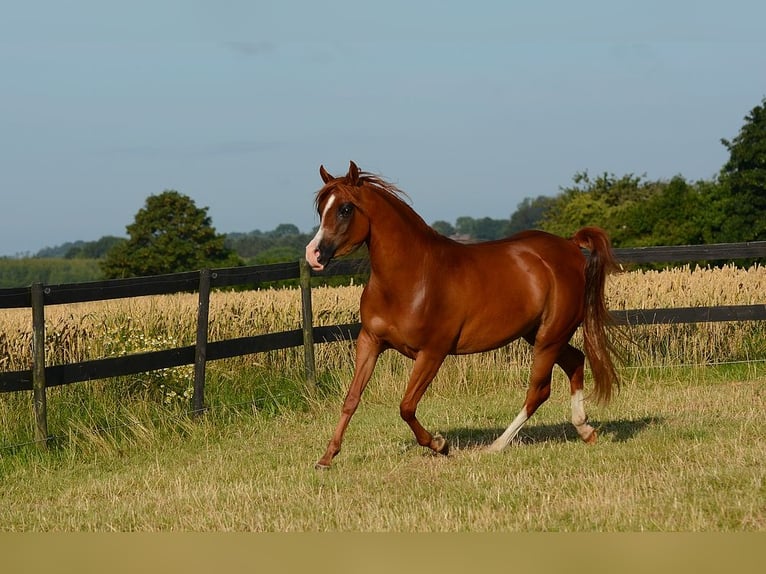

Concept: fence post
[[192, 268, 212, 416], [30, 282, 49, 449], [299, 258, 317, 391]]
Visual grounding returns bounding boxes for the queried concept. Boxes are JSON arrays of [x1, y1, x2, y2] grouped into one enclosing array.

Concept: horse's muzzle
[[305, 240, 335, 271]]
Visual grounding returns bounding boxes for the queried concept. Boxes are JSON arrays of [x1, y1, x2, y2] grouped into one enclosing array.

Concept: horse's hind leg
[[486, 341, 561, 453], [557, 343, 597, 443]]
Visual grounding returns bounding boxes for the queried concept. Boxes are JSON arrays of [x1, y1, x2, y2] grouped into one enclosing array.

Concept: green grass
[[1, 357, 764, 531]]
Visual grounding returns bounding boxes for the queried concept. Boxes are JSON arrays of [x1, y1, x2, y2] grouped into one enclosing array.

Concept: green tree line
[[436, 97, 766, 247], [2, 96, 764, 288]]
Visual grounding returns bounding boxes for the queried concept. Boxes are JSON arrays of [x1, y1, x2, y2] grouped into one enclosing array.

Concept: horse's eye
[[338, 203, 354, 219]]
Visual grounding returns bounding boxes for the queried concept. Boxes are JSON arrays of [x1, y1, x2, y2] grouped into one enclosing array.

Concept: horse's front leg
[[316, 330, 382, 469], [399, 351, 449, 456]]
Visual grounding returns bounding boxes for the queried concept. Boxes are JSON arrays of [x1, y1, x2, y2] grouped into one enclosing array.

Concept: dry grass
[[1, 264, 765, 531], [0, 363, 763, 531]]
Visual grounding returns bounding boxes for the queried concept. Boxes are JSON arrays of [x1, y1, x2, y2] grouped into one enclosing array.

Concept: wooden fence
[[1, 240, 765, 448]]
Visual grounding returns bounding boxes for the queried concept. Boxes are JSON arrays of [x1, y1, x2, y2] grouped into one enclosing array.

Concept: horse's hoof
[[314, 461, 332, 471], [583, 429, 598, 444], [432, 433, 450, 456]]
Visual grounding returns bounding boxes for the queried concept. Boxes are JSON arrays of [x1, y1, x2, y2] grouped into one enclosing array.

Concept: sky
[[2, 1, 765, 256]]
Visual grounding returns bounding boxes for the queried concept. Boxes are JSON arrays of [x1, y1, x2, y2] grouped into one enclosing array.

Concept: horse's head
[[305, 161, 371, 271]]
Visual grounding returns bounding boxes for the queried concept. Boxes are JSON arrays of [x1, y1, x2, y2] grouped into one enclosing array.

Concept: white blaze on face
[[305, 194, 336, 271]]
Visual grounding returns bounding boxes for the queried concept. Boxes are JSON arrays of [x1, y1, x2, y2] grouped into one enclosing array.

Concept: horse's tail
[[571, 227, 621, 404]]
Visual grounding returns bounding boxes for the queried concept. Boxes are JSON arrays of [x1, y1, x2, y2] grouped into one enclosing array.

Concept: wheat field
[[1, 264, 764, 374], [1, 263, 764, 415]]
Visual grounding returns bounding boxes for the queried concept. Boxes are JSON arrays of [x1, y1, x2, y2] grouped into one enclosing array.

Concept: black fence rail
[[1, 241, 765, 448]]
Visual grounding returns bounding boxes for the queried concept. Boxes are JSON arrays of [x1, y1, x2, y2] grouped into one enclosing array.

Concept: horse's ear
[[319, 165, 334, 184], [347, 161, 361, 186]]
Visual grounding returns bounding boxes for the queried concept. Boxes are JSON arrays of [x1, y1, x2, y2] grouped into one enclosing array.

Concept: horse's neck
[[365, 193, 440, 281]]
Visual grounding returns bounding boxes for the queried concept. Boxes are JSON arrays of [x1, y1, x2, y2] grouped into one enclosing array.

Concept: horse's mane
[[315, 171, 411, 211], [358, 172, 412, 205], [314, 170, 440, 238]]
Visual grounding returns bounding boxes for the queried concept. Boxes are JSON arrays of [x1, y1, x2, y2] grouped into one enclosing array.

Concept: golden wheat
[[0, 265, 763, 375], [606, 264, 766, 366], [607, 264, 766, 308]]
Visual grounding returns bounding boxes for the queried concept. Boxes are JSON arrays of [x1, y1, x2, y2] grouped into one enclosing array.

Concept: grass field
[[0, 264, 765, 531], [0, 361, 764, 531]]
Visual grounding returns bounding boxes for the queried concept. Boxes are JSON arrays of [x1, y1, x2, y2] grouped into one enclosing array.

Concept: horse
[[305, 161, 621, 469]]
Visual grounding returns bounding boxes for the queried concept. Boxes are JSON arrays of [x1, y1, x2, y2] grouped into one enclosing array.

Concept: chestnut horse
[[306, 161, 620, 469]]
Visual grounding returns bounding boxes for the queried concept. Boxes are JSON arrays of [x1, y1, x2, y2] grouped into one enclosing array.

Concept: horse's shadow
[[446, 416, 662, 450]]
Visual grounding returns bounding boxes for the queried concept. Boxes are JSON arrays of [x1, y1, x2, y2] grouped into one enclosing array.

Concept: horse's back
[[440, 230, 587, 353], [462, 229, 585, 278]]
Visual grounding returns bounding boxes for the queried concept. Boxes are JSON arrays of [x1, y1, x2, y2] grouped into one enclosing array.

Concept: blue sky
[[2, 1, 765, 256]]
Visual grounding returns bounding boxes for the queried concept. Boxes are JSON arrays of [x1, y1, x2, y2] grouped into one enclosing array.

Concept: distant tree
[[454, 216, 477, 237], [617, 176, 706, 246], [694, 179, 730, 244], [472, 217, 509, 240], [224, 225, 313, 262], [507, 196, 556, 235], [224, 231, 272, 260], [253, 245, 303, 264], [717, 97, 766, 241], [271, 223, 301, 237], [65, 236, 126, 259], [431, 220, 456, 236], [0, 258, 102, 288], [541, 171, 656, 243], [101, 190, 242, 278], [35, 241, 86, 259], [541, 191, 608, 239], [449, 216, 510, 241]]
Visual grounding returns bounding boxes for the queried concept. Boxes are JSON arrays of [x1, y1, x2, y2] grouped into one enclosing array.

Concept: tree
[[541, 191, 608, 239], [471, 217, 508, 240], [717, 97, 766, 242], [449, 216, 510, 240], [618, 176, 707, 247], [454, 216, 477, 237], [541, 171, 658, 244], [253, 245, 303, 265], [271, 223, 301, 238], [224, 225, 314, 263], [431, 220, 456, 237], [507, 196, 556, 235], [64, 236, 125, 259], [101, 190, 242, 278]]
